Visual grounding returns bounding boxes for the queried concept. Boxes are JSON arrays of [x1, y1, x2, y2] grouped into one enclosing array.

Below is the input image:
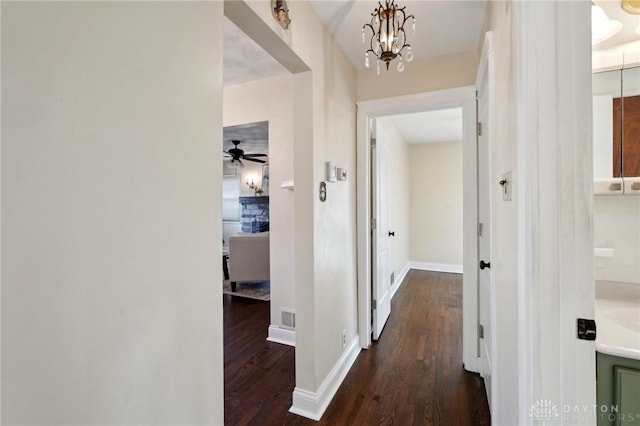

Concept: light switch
[[500, 171, 512, 201], [337, 168, 347, 181]]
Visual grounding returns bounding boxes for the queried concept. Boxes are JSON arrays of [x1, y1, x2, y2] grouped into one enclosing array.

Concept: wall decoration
[[272, 0, 291, 29]]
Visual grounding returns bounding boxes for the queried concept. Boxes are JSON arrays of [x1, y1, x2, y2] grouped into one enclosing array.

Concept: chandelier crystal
[[362, 0, 415, 73]]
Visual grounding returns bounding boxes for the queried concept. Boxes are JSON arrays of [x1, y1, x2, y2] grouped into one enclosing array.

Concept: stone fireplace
[[239, 196, 269, 233]]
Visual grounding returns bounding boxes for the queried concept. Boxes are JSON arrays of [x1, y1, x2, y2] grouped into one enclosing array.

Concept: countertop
[[595, 281, 640, 360]]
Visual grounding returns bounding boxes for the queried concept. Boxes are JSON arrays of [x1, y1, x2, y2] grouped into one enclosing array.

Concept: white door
[[477, 55, 495, 409], [372, 120, 391, 340]]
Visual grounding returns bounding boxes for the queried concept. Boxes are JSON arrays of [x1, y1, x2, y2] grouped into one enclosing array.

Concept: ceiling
[[223, 1, 487, 83], [223, 18, 288, 87], [222, 2, 636, 146], [593, 0, 640, 51], [223, 121, 269, 156], [308, 0, 487, 70]]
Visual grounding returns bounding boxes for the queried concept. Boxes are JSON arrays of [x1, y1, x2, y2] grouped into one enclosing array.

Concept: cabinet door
[[614, 366, 640, 426], [621, 67, 640, 178]]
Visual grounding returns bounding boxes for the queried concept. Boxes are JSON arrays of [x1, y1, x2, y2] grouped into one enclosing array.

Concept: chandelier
[[362, 0, 415, 74]]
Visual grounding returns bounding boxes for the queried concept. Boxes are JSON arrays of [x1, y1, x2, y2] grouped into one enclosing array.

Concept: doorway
[[356, 86, 480, 373], [369, 110, 466, 340], [221, 1, 312, 421]]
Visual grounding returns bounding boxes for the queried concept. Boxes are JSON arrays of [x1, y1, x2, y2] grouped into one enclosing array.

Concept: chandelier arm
[[363, 23, 380, 59]]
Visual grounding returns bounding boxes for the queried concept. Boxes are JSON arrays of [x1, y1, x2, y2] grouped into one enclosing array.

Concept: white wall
[[231, 1, 358, 407], [376, 118, 410, 283], [223, 75, 296, 331], [2, 2, 224, 425], [408, 142, 463, 267], [482, 3, 521, 421], [594, 196, 640, 284], [485, 1, 596, 423]]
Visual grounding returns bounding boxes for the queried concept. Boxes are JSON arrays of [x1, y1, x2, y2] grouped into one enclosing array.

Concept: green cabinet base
[[597, 352, 640, 425]]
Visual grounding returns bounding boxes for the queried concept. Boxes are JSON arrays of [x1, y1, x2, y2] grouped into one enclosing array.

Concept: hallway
[[224, 270, 490, 425]]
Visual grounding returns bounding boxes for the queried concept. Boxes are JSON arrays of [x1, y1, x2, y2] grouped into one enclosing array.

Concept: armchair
[[228, 232, 270, 292]]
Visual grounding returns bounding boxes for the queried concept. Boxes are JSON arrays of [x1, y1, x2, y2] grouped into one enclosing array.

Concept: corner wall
[[223, 75, 296, 336], [1, 2, 224, 424], [236, 0, 359, 417]]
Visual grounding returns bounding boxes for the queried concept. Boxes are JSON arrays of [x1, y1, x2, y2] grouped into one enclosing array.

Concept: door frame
[[356, 87, 480, 371]]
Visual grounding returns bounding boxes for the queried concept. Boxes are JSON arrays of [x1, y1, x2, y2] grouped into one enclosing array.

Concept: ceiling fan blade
[[243, 154, 268, 158], [243, 157, 266, 164]]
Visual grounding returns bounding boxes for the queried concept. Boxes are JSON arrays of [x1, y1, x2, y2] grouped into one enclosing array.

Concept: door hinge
[[577, 318, 596, 340], [371, 218, 377, 230], [478, 324, 484, 339], [478, 222, 484, 237], [477, 122, 483, 136], [372, 299, 377, 310]]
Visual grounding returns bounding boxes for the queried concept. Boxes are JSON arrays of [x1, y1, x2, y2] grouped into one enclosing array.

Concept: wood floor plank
[[224, 270, 490, 425]]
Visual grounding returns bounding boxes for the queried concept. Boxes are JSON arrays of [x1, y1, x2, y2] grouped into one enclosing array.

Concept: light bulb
[[406, 47, 413, 62], [374, 14, 379, 25], [392, 44, 399, 54], [412, 17, 416, 33], [376, 59, 380, 76], [365, 53, 370, 68], [397, 59, 404, 72], [375, 40, 380, 54], [362, 28, 365, 44]]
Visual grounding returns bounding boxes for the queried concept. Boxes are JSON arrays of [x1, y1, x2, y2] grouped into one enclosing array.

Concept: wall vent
[[281, 309, 296, 330]]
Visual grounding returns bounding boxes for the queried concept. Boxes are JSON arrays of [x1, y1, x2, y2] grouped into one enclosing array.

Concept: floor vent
[[281, 309, 296, 330]]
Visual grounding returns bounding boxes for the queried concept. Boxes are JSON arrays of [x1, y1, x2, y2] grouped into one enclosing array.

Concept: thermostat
[[326, 162, 337, 182]]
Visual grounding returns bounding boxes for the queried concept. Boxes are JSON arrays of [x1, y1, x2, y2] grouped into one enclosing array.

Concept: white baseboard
[[408, 261, 463, 274], [463, 356, 482, 374], [266, 325, 296, 347], [390, 262, 411, 300], [289, 337, 360, 421]]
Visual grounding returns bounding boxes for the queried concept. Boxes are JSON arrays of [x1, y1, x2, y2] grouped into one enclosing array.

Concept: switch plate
[[501, 171, 512, 201]]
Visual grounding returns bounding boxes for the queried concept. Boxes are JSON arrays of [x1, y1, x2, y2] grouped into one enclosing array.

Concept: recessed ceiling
[[223, 17, 288, 87], [308, 0, 487, 70], [386, 108, 462, 144]]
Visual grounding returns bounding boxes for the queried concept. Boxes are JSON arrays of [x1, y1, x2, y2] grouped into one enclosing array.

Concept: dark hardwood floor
[[224, 270, 490, 425]]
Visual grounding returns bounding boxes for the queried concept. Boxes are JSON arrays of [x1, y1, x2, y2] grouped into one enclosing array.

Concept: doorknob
[[479, 260, 491, 270], [388, 231, 395, 237]]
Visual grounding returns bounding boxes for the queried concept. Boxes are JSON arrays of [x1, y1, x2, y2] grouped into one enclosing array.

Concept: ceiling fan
[[223, 140, 267, 166]]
